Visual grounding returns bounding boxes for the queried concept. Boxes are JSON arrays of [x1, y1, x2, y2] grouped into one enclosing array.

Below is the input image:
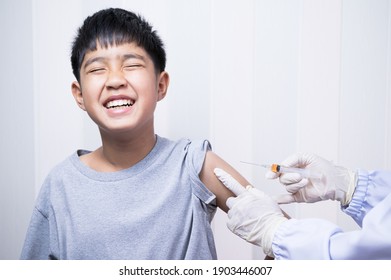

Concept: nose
[[105, 69, 127, 89]]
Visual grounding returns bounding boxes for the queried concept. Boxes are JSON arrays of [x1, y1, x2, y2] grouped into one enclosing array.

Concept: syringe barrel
[[278, 166, 322, 179]]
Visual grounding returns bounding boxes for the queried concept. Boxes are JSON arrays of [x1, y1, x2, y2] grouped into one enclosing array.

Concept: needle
[[240, 161, 322, 179]]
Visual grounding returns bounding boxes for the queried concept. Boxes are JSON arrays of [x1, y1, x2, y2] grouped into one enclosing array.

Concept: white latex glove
[[266, 153, 357, 205], [214, 168, 288, 257]]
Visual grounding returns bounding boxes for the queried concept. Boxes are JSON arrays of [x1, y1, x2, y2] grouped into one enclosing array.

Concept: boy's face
[[72, 43, 169, 137]]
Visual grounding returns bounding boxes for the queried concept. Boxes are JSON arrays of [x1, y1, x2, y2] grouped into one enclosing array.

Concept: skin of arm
[[199, 151, 251, 213]]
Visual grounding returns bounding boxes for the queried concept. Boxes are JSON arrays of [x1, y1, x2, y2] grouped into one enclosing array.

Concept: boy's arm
[[20, 208, 52, 259], [199, 151, 251, 213]]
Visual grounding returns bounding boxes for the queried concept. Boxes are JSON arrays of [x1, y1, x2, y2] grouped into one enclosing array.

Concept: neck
[[88, 128, 157, 172]]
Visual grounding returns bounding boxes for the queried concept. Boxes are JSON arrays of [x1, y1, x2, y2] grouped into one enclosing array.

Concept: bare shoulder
[[199, 151, 251, 212]]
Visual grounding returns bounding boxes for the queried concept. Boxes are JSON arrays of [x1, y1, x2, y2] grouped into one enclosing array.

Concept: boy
[[21, 8, 250, 260]]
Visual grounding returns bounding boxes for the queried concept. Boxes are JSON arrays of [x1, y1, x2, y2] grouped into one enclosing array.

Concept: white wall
[[1, 0, 391, 259], [0, 0, 35, 260]]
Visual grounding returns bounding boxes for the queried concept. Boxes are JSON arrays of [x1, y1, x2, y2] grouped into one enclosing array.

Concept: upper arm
[[20, 208, 52, 259], [199, 151, 251, 212]]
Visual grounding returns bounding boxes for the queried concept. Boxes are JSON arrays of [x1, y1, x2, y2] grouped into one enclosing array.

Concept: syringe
[[240, 161, 322, 179]]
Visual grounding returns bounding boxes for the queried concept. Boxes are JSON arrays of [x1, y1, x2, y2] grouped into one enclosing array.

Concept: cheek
[[127, 73, 159, 95], [126, 71, 151, 84], [80, 78, 105, 97]]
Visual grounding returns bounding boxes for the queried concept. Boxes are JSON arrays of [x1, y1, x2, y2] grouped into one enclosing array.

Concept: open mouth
[[104, 99, 134, 109]]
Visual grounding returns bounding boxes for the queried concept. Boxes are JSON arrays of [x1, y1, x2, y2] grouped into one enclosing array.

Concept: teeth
[[105, 99, 133, 109]]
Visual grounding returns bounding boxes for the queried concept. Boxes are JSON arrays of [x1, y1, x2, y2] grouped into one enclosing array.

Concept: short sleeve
[[184, 139, 217, 206]]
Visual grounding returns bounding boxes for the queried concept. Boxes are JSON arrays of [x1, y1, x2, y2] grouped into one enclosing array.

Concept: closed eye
[[88, 68, 106, 73], [124, 64, 142, 70]]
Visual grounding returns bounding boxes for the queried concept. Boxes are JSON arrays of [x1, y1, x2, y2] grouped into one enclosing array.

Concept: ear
[[71, 81, 86, 111], [157, 71, 169, 102]]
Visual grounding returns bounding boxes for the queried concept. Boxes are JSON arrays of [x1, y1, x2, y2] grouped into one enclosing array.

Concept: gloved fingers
[[214, 168, 247, 196], [274, 190, 323, 204], [285, 179, 308, 193], [273, 194, 296, 204], [279, 172, 303, 184], [280, 152, 316, 168], [265, 170, 278, 180], [247, 187, 267, 198], [280, 153, 302, 168], [227, 190, 256, 211], [249, 189, 282, 212], [280, 175, 309, 192], [264, 155, 301, 180], [230, 189, 282, 216], [226, 196, 237, 209]]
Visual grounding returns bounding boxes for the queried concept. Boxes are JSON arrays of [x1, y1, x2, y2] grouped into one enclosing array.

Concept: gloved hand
[[266, 153, 357, 205], [214, 168, 288, 257]]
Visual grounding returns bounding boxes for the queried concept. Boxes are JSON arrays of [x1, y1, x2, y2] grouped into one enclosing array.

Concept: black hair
[[71, 8, 166, 82]]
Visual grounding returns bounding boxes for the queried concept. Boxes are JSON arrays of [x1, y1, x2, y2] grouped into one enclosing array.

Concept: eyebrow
[[83, 53, 146, 69]]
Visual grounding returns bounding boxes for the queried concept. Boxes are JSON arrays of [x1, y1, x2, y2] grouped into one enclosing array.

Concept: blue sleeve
[[272, 169, 391, 260], [330, 192, 391, 259], [343, 169, 391, 226], [272, 218, 342, 259]]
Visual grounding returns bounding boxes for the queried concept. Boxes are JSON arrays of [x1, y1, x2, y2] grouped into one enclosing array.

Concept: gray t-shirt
[[20, 136, 217, 259]]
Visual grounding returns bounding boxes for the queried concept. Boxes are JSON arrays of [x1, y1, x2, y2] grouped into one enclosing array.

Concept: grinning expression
[[72, 43, 169, 137]]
